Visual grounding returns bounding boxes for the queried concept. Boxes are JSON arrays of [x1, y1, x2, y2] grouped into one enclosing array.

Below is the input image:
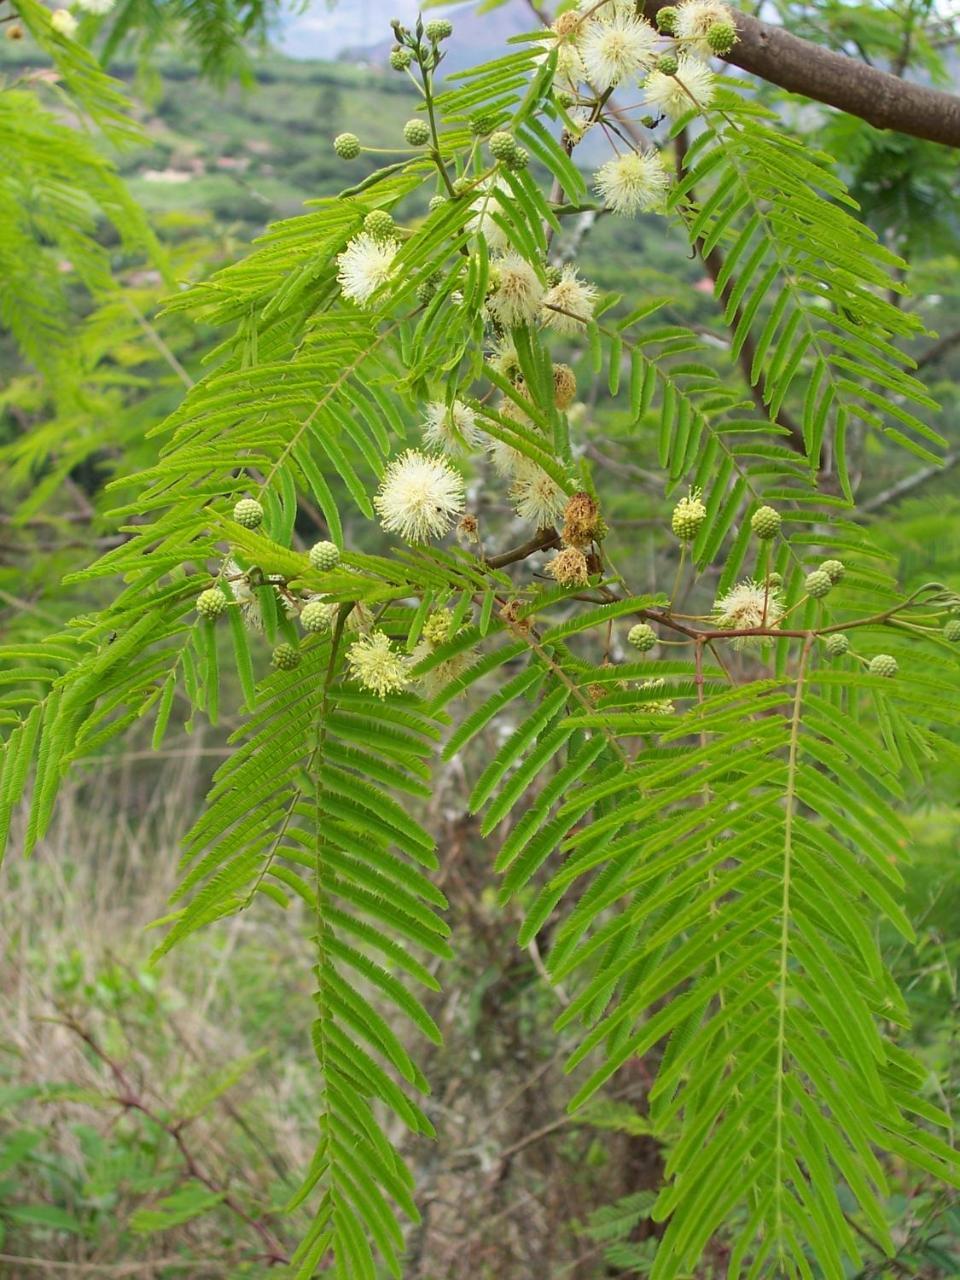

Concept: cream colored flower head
[[580, 10, 658, 89], [541, 265, 598, 335], [713, 579, 785, 649], [487, 253, 546, 328], [422, 399, 481, 456], [51, 8, 78, 36], [346, 631, 412, 699], [595, 149, 671, 216], [336, 231, 400, 307], [374, 449, 465, 543], [510, 464, 568, 528], [644, 56, 715, 118], [467, 176, 512, 253], [675, 0, 734, 57]]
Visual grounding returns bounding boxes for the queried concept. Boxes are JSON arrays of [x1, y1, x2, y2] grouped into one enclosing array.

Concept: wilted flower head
[[644, 56, 715, 117], [541, 265, 598, 334], [595, 150, 671, 216], [674, 0, 734, 56], [546, 546, 590, 587], [580, 11, 658, 89], [346, 631, 412, 698], [511, 464, 568, 528], [336, 231, 400, 307], [713, 579, 785, 649], [422, 399, 481, 455], [562, 491, 601, 547], [487, 253, 546, 328], [374, 449, 465, 543]]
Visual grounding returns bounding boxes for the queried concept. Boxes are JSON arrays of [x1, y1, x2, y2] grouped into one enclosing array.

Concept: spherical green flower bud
[[428, 194, 447, 212], [333, 132, 361, 160], [751, 505, 781, 540], [196, 587, 228, 620], [628, 622, 657, 652], [943, 618, 960, 642], [451, 176, 473, 196], [824, 633, 849, 658], [869, 653, 898, 678], [416, 272, 441, 304], [424, 17, 453, 40], [507, 145, 529, 170], [820, 558, 845, 584], [656, 53, 679, 75], [489, 131, 517, 161], [804, 569, 832, 599], [707, 20, 737, 54], [403, 118, 431, 146], [469, 111, 499, 137], [300, 600, 330, 633], [656, 5, 679, 32], [363, 209, 396, 240], [766, 572, 783, 589], [308, 540, 341, 572], [671, 492, 707, 541], [389, 46, 412, 70], [233, 497, 264, 529], [272, 643, 301, 671]]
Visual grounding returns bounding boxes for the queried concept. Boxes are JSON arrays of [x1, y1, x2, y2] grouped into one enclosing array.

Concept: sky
[[276, 0, 473, 60]]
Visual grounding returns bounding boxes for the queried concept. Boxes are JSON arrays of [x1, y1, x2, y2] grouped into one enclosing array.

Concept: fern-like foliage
[[2, 5, 959, 1277]]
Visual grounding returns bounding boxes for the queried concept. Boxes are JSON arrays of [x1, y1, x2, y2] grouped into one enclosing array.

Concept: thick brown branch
[[485, 526, 561, 569], [643, 1, 960, 149]]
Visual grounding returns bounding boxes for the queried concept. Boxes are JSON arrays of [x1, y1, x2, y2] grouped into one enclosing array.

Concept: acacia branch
[[642, 0, 960, 149]]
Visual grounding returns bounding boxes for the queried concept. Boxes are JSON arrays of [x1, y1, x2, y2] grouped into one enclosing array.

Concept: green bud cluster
[[196, 587, 228, 620], [403, 118, 431, 146], [628, 622, 657, 652], [805, 569, 832, 599], [300, 600, 329, 633], [389, 46, 412, 70], [707, 20, 737, 54], [363, 209, 396, 240], [308, 540, 341, 572], [272, 643, 301, 671], [869, 653, 898, 678], [233, 497, 264, 529], [824, 633, 849, 658], [750, 505, 781, 540], [333, 132, 361, 160]]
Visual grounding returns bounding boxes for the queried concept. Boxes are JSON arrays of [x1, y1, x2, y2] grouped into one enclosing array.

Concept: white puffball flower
[[374, 449, 465, 544], [422, 399, 481, 456], [644, 56, 716, 118], [345, 631, 412, 699], [580, 11, 658, 90], [510, 464, 568, 528], [675, 0, 734, 57], [487, 253, 546, 329], [51, 8, 78, 36], [712, 579, 785, 649], [336, 231, 400, 307], [595, 149, 671, 216], [467, 175, 513, 253], [541, 265, 598, 334]]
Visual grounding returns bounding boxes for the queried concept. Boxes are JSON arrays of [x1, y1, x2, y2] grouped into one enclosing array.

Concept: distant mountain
[[277, 0, 533, 68]]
